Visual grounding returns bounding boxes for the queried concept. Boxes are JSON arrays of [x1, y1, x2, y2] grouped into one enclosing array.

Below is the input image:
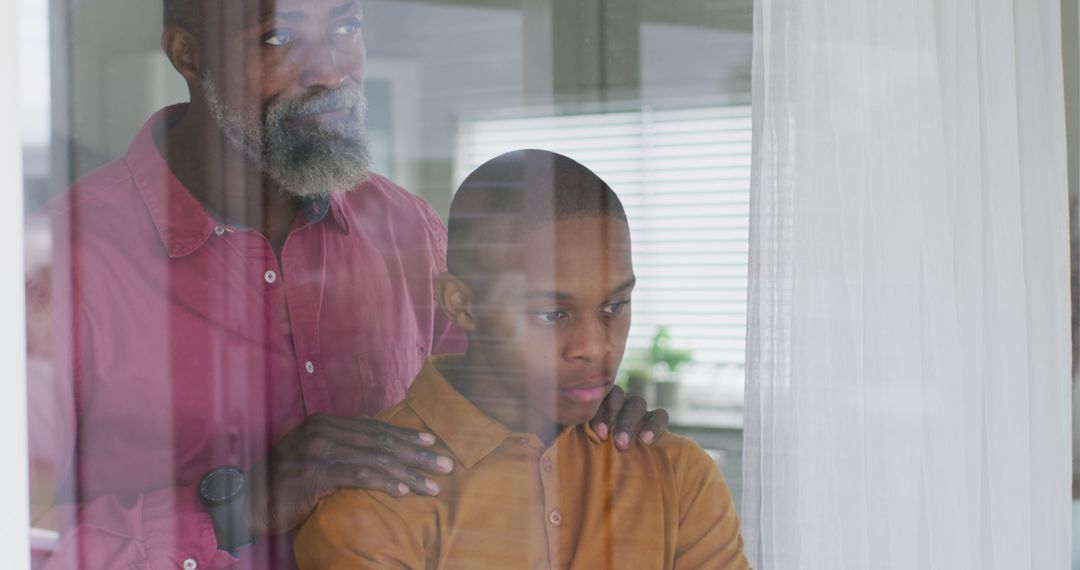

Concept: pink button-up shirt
[[26, 105, 465, 569]]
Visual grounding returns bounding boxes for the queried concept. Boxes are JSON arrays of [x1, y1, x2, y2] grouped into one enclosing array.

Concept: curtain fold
[[743, 0, 1072, 568]]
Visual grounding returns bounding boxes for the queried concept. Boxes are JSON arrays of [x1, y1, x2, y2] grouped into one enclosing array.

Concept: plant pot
[[654, 380, 681, 409]]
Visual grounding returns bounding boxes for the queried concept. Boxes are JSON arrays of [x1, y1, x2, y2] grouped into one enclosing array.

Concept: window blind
[[455, 105, 751, 365]]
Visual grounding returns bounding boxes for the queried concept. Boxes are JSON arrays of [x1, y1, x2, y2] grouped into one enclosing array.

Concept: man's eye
[[533, 311, 567, 324], [602, 301, 630, 316], [263, 30, 296, 47], [332, 19, 361, 36]]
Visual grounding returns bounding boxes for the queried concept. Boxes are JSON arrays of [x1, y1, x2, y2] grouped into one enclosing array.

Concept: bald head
[[447, 149, 627, 279]]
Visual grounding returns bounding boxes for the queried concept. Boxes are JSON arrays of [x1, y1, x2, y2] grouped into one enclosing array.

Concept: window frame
[[4, 2, 32, 565]]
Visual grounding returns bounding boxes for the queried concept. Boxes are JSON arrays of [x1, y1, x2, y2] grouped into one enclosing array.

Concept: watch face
[[201, 467, 244, 506]]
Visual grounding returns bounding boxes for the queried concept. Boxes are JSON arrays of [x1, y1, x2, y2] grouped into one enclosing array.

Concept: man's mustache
[[269, 86, 366, 123]]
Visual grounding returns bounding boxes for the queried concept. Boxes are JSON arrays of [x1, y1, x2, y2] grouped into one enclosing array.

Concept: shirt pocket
[[357, 345, 426, 414]]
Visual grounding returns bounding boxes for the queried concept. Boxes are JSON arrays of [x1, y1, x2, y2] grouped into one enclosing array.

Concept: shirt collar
[[406, 356, 603, 469], [126, 105, 217, 259], [126, 105, 351, 259], [306, 193, 352, 235]]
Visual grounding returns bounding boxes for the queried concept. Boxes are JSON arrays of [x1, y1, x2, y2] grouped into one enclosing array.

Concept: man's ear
[[435, 273, 477, 332], [162, 26, 203, 86]]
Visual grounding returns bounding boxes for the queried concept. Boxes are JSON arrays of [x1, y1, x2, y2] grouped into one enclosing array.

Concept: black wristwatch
[[198, 466, 256, 555]]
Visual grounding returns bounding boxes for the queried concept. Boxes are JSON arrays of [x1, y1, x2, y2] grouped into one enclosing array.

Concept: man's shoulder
[[32, 158, 155, 259], [297, 482, 428, 566], [339, 173, 448, 262], [374, 400, 423, 427], [354, 172, 411, 200], [37, 158, 138, 222], [374, 400, 441, 443], [644, 431, 725, 479], [346, 173, 443, 228], [296, 402, 438, 563], [570, 426, 721, 482]]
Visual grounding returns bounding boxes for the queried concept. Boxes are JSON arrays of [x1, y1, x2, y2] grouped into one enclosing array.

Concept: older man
[[27, 1, 668, 568]]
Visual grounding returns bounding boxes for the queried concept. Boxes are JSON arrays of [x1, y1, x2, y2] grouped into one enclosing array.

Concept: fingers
[[324, 463, 411, 498], [589, 385, 625, 441], [365, 432, 454, 475], [301, 415, 453, 498], [250, 414, 454, 533], [368, 449, 444, 496], [317, 416, 454, 475], [612, 394, 648, 451], [320, 446, 447, 497], [638, 409, 670, 446], [329, 414, 438, 447]]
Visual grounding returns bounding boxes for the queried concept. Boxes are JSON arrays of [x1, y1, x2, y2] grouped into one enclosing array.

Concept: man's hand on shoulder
[[245, 413, 454, 536], [588, 386, 670, 451]]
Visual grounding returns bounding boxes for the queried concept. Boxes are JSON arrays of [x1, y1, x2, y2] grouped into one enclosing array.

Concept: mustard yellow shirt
[[295, 357, 749, 569]]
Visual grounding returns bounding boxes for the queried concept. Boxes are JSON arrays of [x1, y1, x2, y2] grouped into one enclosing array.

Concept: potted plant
[[624, 366, 654, 401], [648, 327, 693, 408]]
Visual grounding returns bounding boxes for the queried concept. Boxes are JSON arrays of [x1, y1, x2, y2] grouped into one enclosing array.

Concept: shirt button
[[183, 559, 198, 570], [305, 361, 316, 374], [214, 225, 226, 236], [548, 510, 562, 526], [517, 437, 530, 445], [541, 456, 553, 472], [264, 270, 277, 284]]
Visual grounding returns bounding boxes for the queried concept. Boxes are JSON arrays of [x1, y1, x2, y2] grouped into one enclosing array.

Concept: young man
[[295, 150, 749, 569]]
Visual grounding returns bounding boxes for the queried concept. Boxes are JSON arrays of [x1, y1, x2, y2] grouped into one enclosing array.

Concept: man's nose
[[567, 317, 613, 363], [299, 40, 347, 90]]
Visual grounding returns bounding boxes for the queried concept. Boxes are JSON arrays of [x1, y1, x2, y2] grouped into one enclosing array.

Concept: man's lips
[[559, 377, 614, 404]]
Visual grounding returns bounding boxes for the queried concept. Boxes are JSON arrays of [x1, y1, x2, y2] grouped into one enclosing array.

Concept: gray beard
[[201, 75, 372, 199]]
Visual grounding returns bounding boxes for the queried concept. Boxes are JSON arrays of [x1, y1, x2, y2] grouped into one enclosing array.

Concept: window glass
[[21, 1, 752, 567]]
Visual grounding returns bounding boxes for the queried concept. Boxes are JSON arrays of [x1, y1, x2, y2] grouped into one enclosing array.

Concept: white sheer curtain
[[742, 0, 1072, 568]]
